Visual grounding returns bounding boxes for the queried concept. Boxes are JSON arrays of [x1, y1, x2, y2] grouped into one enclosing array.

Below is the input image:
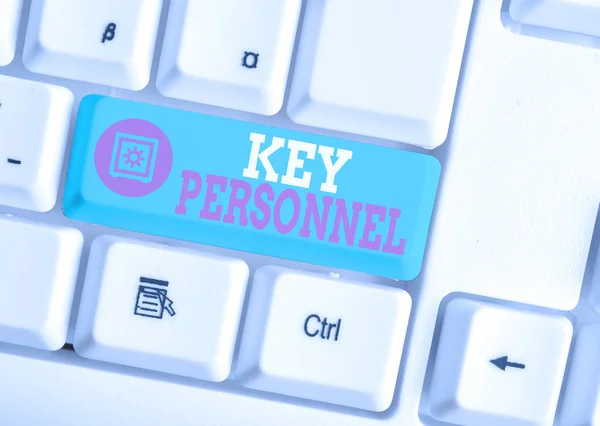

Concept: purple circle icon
[[94, 119, 173, 197]]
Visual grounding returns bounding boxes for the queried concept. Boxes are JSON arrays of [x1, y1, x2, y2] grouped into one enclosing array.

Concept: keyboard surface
[[0, 1, 599, 426]]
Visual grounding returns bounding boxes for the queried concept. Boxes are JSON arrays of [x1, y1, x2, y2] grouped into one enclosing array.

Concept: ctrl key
[[235, 266, 412, 411]]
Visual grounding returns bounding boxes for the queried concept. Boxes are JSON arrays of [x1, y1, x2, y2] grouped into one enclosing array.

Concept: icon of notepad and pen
[[134, 276, 176, 319], [109, 132, 160, 183]]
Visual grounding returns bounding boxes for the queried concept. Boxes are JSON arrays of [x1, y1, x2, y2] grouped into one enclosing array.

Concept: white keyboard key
[[0, 0, 23, 66], [510, 0, 600, 38], [287, 0, 474, 149], [589, 246, 600, 313], [74, 236, 249, 382], [23, 0, 162, 90], [560, 324, 600, 426], [0, 76, 73, 212], [428, 299, 572, 426], [157, 0, 301, 115], [236, 267, 411, 412], [0, 217, 83, 350], [0, 346, 366, 426]]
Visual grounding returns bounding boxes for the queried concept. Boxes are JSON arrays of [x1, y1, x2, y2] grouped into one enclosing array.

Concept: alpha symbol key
[[242, 51, 259, 69]]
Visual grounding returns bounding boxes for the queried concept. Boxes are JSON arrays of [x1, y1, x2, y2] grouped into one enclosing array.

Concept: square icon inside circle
[[109, 132, 159, 183]]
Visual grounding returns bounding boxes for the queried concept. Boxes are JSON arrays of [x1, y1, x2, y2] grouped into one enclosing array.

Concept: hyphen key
[[63, 95, 440, 280]]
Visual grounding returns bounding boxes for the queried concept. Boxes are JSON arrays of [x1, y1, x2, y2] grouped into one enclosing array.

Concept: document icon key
[[134, 277, 175, 319]]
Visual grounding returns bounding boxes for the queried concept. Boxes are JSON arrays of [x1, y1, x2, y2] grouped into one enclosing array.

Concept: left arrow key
[[427, 299, 572, 426], [490, 356, 526, 371]]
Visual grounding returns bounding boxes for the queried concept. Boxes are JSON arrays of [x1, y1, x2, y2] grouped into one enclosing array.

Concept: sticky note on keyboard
[[64, 95, 440, 280]]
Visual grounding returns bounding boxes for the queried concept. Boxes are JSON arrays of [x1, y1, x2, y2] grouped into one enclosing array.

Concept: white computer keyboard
[[0, 1, 599, 425]]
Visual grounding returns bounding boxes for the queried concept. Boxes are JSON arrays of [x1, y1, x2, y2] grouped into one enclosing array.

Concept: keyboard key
[[0, 346, 366, 426], [23, 0, 162, 90], [559, 324, 600, 425], [73, 236, 248, 381], [509, 0, 600, 38], [0, 0, 23, 66], [62, 95, 440, 280], [589, 246, 600, 313], [157, 0, 301, 115], [0, 216, 83, 350], [236, 266, 411, 411], [0, 75, 73, 212], [287, 0, 475, 149], [428, 299, 572, 426]]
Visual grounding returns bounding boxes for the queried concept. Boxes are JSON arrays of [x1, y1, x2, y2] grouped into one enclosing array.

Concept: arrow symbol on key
[[490, 356, 526, 371]]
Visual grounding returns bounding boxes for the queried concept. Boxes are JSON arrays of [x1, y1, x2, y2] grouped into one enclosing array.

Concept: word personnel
[[175, 134, 406, 255]]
